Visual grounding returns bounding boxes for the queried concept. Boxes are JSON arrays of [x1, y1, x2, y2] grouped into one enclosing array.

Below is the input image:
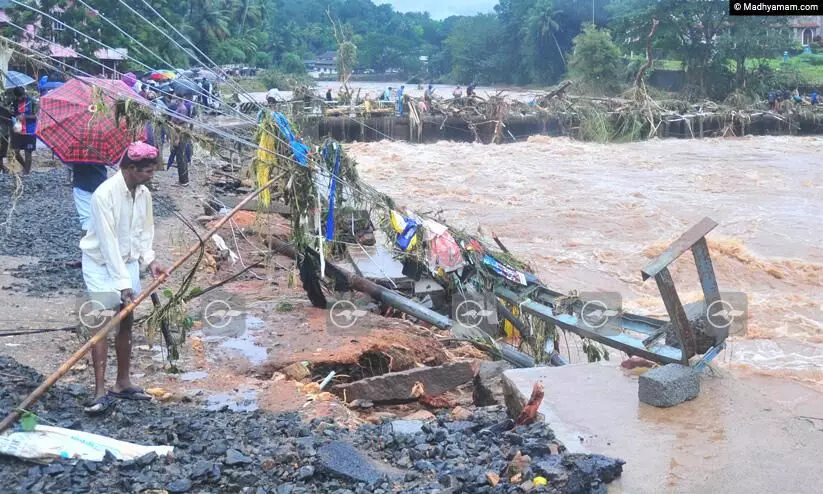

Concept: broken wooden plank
[[332, 362, 477, 403]]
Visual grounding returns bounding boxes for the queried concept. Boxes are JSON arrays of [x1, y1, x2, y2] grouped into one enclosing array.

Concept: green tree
[[444, 14, 503, 84], [568, 24, 622, 94], [280, 52, 306, 74], [523, 0, 565, 82], [716, 17, 791, 89], [610, 0, 729, 95]]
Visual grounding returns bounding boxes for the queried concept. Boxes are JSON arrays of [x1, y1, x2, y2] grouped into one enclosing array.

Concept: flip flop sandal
[[84, 394, 117, 416], [109, 387, 152, 401]]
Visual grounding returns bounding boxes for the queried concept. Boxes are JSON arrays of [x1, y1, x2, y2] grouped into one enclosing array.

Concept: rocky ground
[[0, 168, 176, 297], [0, 155, 627, 494], [0, 356, 623, 494]]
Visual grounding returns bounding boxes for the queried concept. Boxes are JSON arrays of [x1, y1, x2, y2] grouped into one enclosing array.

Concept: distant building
[[94, 48, 128, 77], [791, 16, 823, 45], [304, 51, 338, 79], [17, 23, 80, 69]]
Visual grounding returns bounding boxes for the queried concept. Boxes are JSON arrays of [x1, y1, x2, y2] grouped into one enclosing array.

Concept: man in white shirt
[[80, 141, 168, 415]]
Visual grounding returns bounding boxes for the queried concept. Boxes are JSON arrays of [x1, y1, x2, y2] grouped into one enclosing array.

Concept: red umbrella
[[37, 77, 148, 165]]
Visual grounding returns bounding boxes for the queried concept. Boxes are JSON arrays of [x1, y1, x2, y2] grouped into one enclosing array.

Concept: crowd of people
[[1, 70, 211, 188], [767, 88, 820, 111]]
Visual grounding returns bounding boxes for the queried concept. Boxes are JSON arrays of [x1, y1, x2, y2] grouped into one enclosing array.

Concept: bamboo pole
[[0, 175, 279, 433]]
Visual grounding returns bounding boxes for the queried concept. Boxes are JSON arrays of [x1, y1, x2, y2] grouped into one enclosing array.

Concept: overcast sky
[[379, 1, 498, 20]]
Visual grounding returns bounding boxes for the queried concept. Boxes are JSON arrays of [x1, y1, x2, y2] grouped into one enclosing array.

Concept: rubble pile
[[0, 357, 623, 493]]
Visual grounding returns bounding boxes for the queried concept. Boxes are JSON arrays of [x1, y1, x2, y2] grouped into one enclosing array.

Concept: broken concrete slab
[[638, 363, 700, 408], [332, 362, 477, 403], [348, 245, 409, 283], [316, 441, 403, 485], [473, 360, 514, 406]]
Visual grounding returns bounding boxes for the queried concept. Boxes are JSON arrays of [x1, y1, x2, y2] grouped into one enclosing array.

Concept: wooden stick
[[492, 233, 510, 253], [0, 175, 279, 434]]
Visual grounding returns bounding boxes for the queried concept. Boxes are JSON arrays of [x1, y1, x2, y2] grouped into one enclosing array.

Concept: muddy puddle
[[205, 389, 259, 412], [350, 136, 823, 387], [197, 315, 268, 366]]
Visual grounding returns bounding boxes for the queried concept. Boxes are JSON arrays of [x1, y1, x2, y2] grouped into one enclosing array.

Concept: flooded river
[[349, 136, 823, 386]]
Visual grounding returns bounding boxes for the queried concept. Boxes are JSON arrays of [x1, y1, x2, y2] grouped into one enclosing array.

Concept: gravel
[[0, 356, 625, 493], [0, 169, 175, 296]]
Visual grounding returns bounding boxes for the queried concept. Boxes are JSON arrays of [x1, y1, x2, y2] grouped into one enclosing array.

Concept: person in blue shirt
[[811, 90, 818, 105], [396, 85, 405, 116]]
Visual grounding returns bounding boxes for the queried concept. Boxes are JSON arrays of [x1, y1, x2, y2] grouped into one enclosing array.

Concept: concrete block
[[638, 363, 700, 408], [333, 361, 477, 403], [473, 360, 514, 406]]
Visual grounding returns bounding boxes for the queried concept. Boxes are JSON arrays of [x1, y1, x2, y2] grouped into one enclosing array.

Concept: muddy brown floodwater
[[350, 136, 823, 388]]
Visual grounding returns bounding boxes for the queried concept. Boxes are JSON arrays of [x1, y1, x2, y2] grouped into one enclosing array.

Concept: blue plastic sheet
[[323, 142, 342, 241], [258, 111, 309, 166]]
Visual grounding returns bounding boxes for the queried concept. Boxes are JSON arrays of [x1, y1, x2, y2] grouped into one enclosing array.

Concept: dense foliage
[[0, 0, 802, 97], [568, 25, 622, 95]]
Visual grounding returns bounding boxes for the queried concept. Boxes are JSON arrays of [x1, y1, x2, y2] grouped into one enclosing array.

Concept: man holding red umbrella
[[80, 141, 168, 415], [37, 77, 150, 229]]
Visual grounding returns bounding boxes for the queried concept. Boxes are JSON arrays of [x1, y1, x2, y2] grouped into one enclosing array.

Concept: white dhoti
[[81, 252, 142, 310], [73, 187, 94, 231]]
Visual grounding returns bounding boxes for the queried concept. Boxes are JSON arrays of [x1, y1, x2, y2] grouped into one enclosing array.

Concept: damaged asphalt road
[[0, 169, 176, 297], [0, 357, 624, 493]]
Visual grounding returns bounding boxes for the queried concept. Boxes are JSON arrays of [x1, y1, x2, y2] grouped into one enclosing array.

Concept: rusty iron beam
[[642, 217, 718, 281], [691, 237, 725, 343], [495, 286, 684, 365]]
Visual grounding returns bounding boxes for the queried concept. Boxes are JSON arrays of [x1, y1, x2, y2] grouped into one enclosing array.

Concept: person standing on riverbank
[[80, 142, 168, 415], [167, 96, 193, 186], [396, 85, 405, 116]]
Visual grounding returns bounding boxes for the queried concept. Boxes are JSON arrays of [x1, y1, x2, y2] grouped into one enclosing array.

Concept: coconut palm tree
[[525, 0, 565, 68]]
